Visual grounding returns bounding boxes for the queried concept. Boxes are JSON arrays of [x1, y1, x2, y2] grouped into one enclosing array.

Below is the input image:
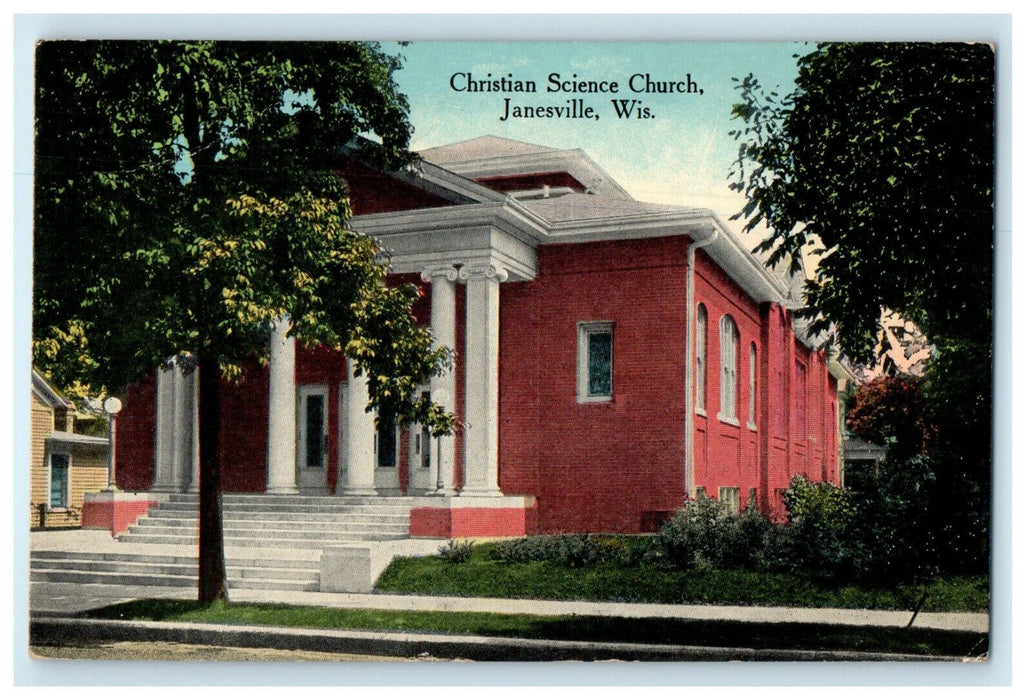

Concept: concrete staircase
[[30, 549, 323, 592], [30, 494, 420, 593], [118, 494, 416, 548]]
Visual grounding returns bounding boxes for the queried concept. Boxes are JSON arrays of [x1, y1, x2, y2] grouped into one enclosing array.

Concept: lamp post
[[103, 396, 122, 491]]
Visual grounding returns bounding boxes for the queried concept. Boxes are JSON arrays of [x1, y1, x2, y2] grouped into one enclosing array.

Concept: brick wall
[[498, 236, 690, 533]]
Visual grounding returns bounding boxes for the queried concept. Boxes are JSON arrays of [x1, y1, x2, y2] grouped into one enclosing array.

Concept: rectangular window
[[578, 322, 613, 402], [748, 343, 757, 429], [304, 395, 324, 468], [695, 305, 708, 412], [49, 453, 69, 509], [718, 486, 740, 516], [376, 414, 397, 468]]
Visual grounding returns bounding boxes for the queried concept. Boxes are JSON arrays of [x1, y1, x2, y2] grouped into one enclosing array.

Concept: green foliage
[[491, 534, 601, 568], [33, 40, 453, 433], [729, 42, 993, 582], [729, 43, 994, 362], [656, 495, 734, 569], [845, 454, 940, 583], [782, 476, 853, 582], [376, 543, 989, 613], [437, 539, 475, 564]]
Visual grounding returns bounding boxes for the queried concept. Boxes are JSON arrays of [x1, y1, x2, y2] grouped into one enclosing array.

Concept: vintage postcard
[[20, 24, 1003, 684]]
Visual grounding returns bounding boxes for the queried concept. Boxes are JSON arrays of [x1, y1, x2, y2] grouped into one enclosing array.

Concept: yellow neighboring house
[[30, 369, 109, 528]]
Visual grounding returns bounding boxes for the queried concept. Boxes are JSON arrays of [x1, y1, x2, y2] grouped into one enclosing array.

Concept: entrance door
[[297, 385, 329, 493]]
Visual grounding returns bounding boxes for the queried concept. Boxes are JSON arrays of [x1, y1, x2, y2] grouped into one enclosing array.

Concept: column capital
[[459, 264, 509, 283], [420, 265, 460, 283]]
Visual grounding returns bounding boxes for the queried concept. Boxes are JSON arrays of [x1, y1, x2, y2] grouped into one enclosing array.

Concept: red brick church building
[[114, 136, 845, 538]]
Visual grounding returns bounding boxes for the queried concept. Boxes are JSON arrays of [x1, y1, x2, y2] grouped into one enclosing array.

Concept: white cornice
[[351, 198, 789, 303], [394, 160, 510, 205], [31, 369, 72, 409]]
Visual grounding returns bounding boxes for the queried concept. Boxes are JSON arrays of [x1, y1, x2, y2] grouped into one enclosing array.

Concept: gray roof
[[518, 192, 709, 225], [421, 136, 559, 163]]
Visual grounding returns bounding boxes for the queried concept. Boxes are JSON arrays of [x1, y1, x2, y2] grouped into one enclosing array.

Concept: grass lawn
[[374, 545, 989, 612], [83, 599, 987, 658]]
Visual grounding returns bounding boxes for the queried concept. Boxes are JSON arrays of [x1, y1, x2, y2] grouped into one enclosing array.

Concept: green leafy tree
[[34, 41, 457, 603], [729, 42, 994, 573]]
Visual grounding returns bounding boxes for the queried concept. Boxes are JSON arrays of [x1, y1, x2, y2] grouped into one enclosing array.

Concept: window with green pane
[[578, 322, 613, 402], [49, 453, 69, 508]]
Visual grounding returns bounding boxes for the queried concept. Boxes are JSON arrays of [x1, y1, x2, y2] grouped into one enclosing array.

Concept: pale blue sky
[[393, 42, 803, 224]]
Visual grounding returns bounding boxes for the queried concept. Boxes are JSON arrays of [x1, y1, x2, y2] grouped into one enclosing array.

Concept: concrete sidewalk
[[29, 579, 989, 635], [28, 529, 989, 636]]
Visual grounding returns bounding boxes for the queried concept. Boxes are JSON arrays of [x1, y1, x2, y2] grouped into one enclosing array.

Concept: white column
[[153, 357, 198, 493], [459, 263, 508, 497], [152, 365, 177, 492], [187, 368, 200, 493], [340, 357, 378, 495], [266, 317, 298, 494], [421, 265, 459, 494]]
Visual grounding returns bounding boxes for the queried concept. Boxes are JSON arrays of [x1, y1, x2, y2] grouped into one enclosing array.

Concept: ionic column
[[153, 357, 198, 493], [340, 357, 378, 495], [459, 263, 508, 497], [266, 317, 298, 494], [421, 265, 459, 494], [152, 363, 177, 492]]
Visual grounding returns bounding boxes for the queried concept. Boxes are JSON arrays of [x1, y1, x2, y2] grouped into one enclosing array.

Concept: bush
[[656, 496, 736, 569], [782, 475, 854, 583], [491, 534, 601, 567], [437, 539, 474, 563]]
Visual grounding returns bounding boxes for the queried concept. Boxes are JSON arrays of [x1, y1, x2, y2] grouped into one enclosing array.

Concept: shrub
[[437, 539, 474, 563], [782, 475, 854, 583], [656, 496, 735, 569], [491, 534, 601, 567], [723, 506, 779, 571]]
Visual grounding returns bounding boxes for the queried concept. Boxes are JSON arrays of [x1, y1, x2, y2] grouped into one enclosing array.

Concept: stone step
[[153, 503, 413, 516], [31, 550, 197, 566], [31, 550, 318, 570], [30, 568, 319, 592], [117, 533, 402, 548], [165, 494, 419, 506], [30, 556, 320, 583], [124, 523, 407, 539], [135, 513, 411, 526]]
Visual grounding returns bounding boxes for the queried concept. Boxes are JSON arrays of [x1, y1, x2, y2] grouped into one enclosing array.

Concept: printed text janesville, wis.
[[450, 72, 704, 121]]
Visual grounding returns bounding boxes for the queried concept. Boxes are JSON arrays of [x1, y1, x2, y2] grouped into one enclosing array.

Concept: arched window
[[748, 342, 758, 428], [695, 304, 708, 412], [719, 315, 739, 421]]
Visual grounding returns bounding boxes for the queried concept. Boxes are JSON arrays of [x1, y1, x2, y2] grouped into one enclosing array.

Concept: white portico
[[348, 197, 543, 499]]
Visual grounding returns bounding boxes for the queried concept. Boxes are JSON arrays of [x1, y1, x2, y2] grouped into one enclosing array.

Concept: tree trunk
[[197, 350, 228, 604]]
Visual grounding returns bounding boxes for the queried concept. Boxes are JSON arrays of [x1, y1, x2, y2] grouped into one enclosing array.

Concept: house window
[[49, 453, 70, 509], [794, 360, 807, 436], [578, 322, 613, 402], [748, 342, 758, 429], [719, 315, 739, 422], [695, 304, 708, 412], [718, 486, 740, 515]]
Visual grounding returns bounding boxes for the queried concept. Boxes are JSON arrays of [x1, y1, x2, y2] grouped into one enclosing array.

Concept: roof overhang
[[32, 369, 72, 409], [47, 431, 109, 448], [353, 197, 790, 303]]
